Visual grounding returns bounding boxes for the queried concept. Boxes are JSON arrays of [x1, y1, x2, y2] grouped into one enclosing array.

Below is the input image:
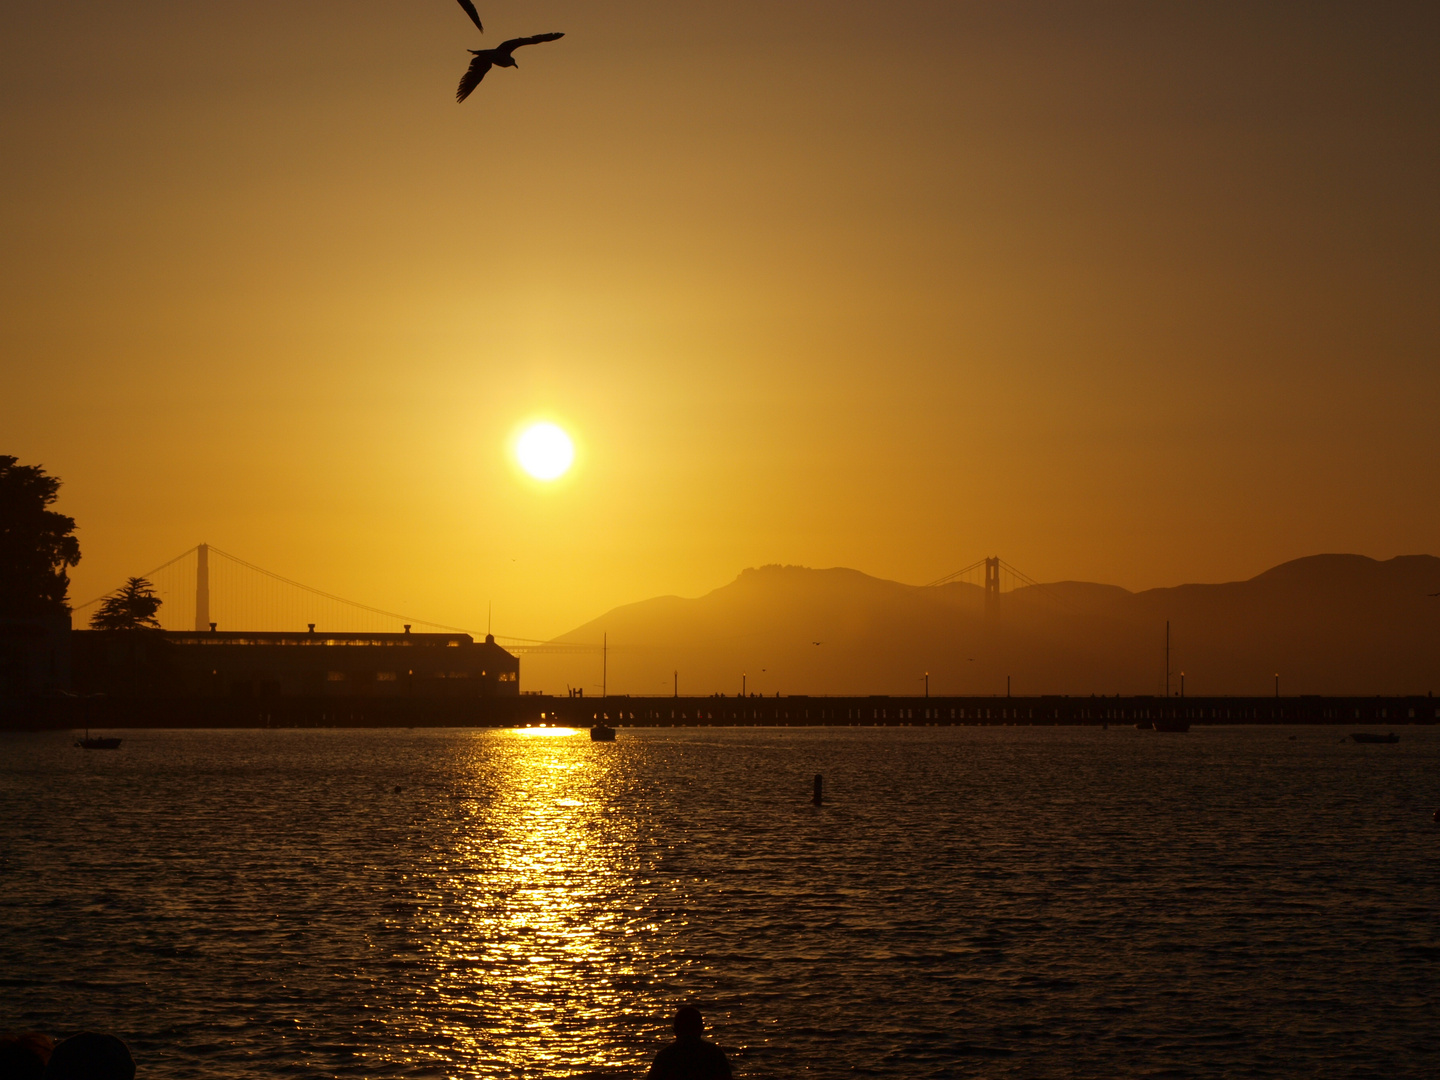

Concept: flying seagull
[[457, 32, 564, 102]]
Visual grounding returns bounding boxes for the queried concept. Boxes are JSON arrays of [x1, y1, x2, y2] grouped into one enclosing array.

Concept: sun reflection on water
[[511, 726, 582, 738], [401, 728, 673, 1078]]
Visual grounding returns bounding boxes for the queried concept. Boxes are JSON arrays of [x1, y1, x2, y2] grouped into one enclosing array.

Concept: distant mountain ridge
[[525, 555, 1440, 697]]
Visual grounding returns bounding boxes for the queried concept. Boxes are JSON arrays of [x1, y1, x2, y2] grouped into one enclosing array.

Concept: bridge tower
[[194, 543, 210, 631], [984, 556, 1000, 636]]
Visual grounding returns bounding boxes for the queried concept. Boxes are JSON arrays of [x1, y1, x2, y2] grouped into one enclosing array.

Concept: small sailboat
[[75, 728, 122, 750]]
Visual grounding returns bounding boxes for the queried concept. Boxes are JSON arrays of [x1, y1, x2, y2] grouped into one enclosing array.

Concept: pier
[[4, 693, 1435, 731], [548, 694, 1437, 728]]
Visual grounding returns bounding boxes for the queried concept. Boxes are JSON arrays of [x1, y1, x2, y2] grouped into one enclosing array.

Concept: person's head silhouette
[[651, 1006, 731, 1077], [43, 1033, 135, 1080], [673, 1006, 704, 1039]]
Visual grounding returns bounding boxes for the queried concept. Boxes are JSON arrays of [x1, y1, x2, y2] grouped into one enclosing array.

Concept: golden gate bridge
[[68, 544, 598, 655]]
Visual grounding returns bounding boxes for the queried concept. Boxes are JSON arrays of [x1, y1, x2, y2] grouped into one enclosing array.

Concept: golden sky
[[4, 1, 1438, 640]]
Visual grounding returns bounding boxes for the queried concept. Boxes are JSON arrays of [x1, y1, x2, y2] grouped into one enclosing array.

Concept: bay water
[[2, 725, 1437, 1077]]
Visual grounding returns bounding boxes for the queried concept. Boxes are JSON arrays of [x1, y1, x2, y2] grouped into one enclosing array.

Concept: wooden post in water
[[811, 773, 823, 806]]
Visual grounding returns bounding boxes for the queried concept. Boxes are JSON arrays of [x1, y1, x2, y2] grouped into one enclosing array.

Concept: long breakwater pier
[[556, 694, 1438, 729], [6, 694, 1437, 731]]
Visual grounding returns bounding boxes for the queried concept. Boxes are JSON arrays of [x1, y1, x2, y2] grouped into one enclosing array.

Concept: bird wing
[[456, 54, 493, 102], [455, 0, 484, 34], [497, 31, 564, 57]]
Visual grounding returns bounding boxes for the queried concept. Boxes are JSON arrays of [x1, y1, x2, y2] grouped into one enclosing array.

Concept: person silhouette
[[646, 1006, 732, 1079], [43, 1033, 134, 1080]]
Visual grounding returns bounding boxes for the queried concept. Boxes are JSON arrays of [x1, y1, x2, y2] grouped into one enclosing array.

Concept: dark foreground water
[[2, 725, 1438, 1078]]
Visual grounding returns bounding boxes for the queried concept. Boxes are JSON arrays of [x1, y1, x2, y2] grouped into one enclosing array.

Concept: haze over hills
[[523, 555, 1440, 698]]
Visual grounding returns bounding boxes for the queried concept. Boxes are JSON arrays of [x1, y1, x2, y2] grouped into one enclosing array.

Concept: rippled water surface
[[3, 725, 1439, 1078]]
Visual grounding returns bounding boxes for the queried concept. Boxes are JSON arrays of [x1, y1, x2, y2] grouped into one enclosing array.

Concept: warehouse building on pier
[[72, 628, 519, 699]]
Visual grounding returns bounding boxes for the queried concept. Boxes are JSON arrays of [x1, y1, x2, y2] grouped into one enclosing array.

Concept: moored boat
[[590, 724, 616, 742], [1151, 720, 1191, 733], [1350, 731, 1398, 744], [75, 729, 122, 750]]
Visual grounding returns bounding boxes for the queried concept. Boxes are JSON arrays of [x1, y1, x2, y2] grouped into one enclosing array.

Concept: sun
[[515, 422, 574, 481]]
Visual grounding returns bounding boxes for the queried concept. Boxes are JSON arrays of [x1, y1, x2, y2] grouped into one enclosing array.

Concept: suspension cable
[[923, 559, 988, 588], [70, 542, 604, 651], [69, 546, 199, 611], [207, 545, 477, 634]]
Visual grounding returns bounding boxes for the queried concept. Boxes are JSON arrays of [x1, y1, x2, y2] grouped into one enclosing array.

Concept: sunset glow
[[5, 2, 1438, 661]]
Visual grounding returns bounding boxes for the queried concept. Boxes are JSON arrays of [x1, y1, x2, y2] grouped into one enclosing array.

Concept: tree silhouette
[[90, 577, 163, 631], [0, 455, 81, 620]]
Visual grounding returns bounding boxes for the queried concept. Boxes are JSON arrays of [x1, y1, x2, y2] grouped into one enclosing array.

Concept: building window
[[376, 672, 397, 681], [499, 672, 517, 682], [327, 671, 346, 681]]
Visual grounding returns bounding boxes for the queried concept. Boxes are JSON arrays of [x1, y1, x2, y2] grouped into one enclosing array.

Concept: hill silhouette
[[532, 555, 1440, 697]]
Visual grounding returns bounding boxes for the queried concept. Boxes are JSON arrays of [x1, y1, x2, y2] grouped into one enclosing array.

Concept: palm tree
[[90, 577, 163, 631]]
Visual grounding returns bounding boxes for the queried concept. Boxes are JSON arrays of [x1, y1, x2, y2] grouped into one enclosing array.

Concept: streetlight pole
[[924, 672, 929, 699]]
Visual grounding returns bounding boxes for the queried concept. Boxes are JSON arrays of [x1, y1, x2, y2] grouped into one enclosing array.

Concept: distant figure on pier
[[812, 773, 823, 806], [43, 1033, 134, 1080], [647, 1006, 732, 1079]]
